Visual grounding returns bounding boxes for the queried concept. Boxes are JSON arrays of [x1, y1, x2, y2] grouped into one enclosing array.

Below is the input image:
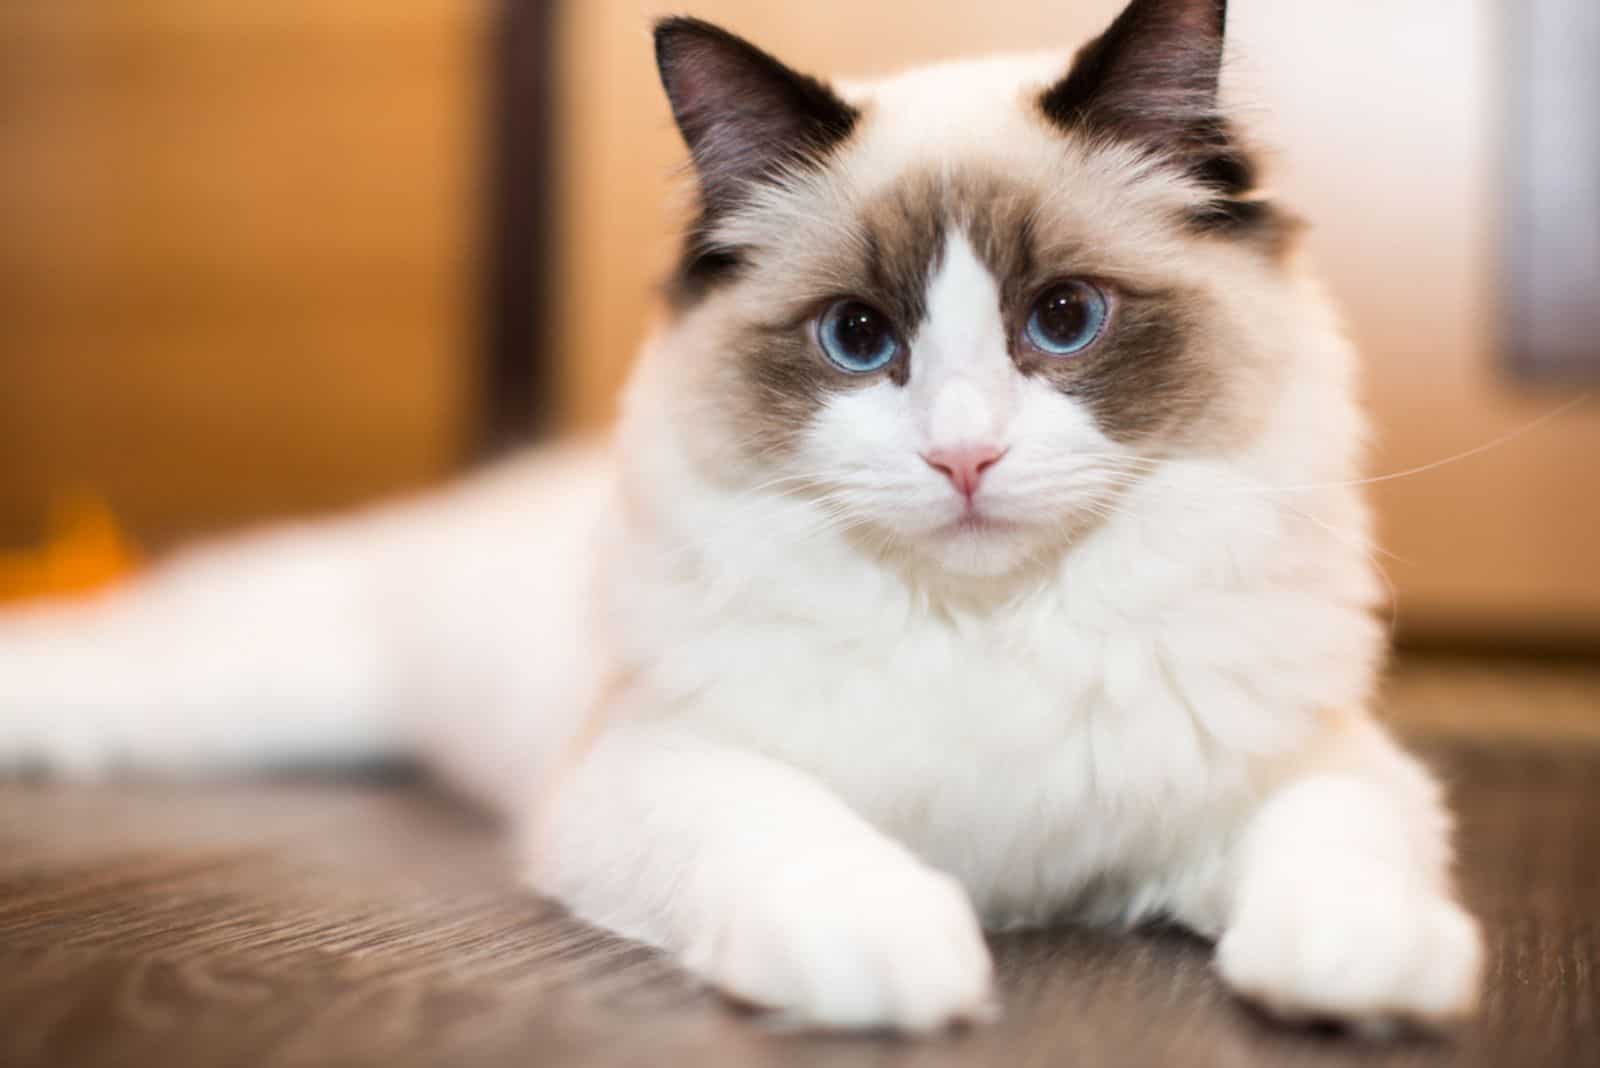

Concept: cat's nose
[[923, 444, 1006, 499]]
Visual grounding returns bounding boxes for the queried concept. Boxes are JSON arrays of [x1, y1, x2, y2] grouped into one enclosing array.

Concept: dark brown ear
[[1040, 0, 1250, 194], [654, 17, 860, 218]]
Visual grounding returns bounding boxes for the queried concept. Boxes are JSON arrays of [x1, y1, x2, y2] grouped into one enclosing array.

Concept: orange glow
[[0, 495, 142, 604]]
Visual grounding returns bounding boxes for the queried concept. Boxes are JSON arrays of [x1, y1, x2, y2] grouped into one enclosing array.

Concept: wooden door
[[0, 2, 486, 550]]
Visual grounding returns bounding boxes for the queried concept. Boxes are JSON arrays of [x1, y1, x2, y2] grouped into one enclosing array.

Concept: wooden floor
[[1, 656, 1597, 1067]]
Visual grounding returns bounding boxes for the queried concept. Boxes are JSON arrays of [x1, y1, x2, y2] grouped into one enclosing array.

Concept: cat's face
[[652, 1, 1301, 579]]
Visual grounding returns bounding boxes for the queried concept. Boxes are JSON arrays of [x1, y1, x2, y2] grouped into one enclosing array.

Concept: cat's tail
[[0, 446, 611, 805], [0, 511, 411, 778]]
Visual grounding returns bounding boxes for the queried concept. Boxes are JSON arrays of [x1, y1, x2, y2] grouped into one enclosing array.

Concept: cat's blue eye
[[1024, 280, 1111, 357], [817, 299, 901, 374]]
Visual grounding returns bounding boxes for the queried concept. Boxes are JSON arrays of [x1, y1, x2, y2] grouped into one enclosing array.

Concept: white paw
[[685, 859, 994, 1033], [1217, 867, 1483, 1031]]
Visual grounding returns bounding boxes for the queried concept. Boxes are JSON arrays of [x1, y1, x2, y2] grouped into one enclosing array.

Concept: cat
[[0, 0, 1482, 1036]]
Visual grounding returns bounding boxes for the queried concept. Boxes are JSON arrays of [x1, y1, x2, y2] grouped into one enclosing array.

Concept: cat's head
[[642, 0, 1333, 581]]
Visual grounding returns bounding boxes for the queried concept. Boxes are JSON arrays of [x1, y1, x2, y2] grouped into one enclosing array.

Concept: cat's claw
[[687, 861, 995, 1033], [1217, 869, 1483, 1031]]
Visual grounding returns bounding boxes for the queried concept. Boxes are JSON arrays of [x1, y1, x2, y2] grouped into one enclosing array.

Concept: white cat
[[0, 0, 1482, 1035]]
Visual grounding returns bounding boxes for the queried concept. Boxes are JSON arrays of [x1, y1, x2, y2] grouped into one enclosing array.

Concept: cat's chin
[[913, 517, 1060, 580]]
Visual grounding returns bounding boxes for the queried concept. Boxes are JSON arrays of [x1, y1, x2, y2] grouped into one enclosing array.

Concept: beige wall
[[0, 2, 484, 548], [556, 0, 1600, 638], [1245, 3, 1600, 639], [4, 1, 1592, 634]]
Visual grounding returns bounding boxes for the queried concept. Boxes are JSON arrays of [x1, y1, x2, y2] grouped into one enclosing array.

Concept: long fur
[[0, 4, 1481, 1036]]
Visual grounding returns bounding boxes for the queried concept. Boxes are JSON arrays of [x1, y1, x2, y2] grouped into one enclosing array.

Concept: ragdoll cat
[[0, 0, 1482, 1035]]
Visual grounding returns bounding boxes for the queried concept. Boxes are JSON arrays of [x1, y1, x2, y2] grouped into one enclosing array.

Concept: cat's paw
[[1217, 869, 1483, 1033], [687, 859, 994, 1033]]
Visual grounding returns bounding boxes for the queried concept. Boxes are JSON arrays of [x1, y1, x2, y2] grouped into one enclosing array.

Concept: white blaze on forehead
[[913, 230, 1017, 448]]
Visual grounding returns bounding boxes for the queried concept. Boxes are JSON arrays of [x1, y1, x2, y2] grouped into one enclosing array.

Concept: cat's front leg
[[1214, 717, 1483, 1032], [527, 721, 994, 1033]]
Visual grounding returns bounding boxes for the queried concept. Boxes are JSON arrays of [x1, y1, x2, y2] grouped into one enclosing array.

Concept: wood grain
[[0, 657, 1597, 1067]]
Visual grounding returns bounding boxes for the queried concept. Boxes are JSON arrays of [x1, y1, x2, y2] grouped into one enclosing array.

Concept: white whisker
[[1224, 396, 1590, 496]]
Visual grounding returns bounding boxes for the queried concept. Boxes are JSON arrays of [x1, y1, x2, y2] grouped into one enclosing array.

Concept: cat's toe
[[692, 861, 994, 1033], [1217, 871, 1483, 1031]]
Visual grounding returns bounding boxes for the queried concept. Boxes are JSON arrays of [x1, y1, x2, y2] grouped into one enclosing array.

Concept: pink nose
[[923, 444, 1006, 499]]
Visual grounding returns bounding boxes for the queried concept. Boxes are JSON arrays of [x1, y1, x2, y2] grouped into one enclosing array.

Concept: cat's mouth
[[937, 511, 1017, 538]]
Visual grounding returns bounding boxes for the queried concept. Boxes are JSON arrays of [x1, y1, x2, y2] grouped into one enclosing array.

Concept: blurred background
[[2, 0, 1597, 646]]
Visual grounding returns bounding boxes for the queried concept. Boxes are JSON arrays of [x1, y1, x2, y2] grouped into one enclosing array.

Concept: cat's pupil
[[1036, 288, 1091, 346], [835, 303, 889, 359], [818, 299, 899, 374]]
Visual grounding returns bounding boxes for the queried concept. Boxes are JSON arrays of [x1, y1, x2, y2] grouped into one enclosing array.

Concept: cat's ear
[[1041, 0, 1246, 189], [654, 17, 860, 215]]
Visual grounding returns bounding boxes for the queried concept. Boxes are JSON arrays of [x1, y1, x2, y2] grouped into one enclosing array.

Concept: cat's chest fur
[[610, 483, 1366, 930]]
